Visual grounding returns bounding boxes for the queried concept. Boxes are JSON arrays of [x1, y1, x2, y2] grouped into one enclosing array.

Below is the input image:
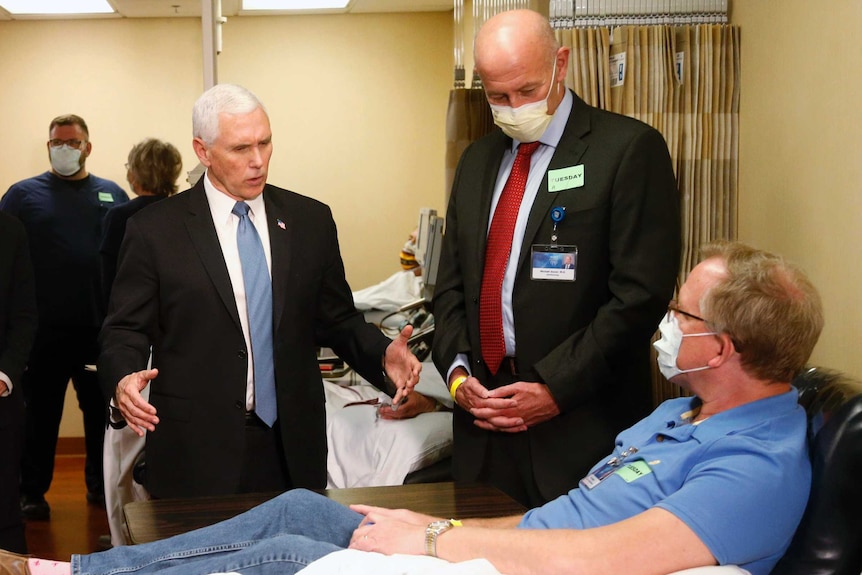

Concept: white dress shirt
[[203, 174, 272, 411]]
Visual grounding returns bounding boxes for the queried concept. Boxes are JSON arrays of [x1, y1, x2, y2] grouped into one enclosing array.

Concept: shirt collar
[[202, 170, 266, 224], [662, 389, 803, 443]]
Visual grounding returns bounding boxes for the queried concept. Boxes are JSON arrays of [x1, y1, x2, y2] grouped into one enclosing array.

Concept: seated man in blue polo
[[1, 240, 823, 575]]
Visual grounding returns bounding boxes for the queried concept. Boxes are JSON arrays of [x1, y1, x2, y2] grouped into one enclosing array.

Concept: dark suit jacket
[[99, 194, 163, 310], [0, 211, 37, 541], [98, 181, 391, 498], [432, 92, 681, 501]]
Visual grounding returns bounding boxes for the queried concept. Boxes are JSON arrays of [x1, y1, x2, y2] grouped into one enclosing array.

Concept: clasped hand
[[454, 377, 560, 432]]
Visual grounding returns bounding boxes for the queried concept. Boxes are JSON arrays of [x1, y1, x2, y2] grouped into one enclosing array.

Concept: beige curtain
[[445, 88, 495, 199], [445, 0, 535, 197], [557, 23, 741, 404]]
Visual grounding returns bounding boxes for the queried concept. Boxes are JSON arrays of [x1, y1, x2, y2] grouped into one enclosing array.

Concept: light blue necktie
[[232, 201, 277, 427]]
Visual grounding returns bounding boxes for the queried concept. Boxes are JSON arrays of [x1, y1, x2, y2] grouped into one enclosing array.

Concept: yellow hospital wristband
[[449, 375, 468, 401]]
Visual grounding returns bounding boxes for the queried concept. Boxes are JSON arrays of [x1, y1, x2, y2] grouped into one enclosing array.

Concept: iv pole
[[189, 0, 225, 185]]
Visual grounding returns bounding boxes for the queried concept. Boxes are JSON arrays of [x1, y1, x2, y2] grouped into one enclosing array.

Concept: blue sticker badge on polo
[[98, 192, 115, 203], [548, 165, 584, 192], [614, 460, 653, 483]]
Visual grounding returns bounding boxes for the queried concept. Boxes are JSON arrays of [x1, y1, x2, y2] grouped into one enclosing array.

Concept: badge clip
[[550, 206, 565, 244]]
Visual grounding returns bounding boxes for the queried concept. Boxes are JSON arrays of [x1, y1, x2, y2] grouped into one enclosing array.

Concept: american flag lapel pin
[[277, 219, 286, 230]]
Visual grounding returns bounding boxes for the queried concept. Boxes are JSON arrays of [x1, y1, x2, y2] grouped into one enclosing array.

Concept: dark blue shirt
[[0, 171, 128, 328]]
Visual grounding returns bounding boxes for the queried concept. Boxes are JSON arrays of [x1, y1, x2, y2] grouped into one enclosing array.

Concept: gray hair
[[699, 241, 824, 383], [192, 84, 268, 145]]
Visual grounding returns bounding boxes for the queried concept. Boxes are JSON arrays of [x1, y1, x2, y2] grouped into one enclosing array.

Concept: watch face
[[429, 520, 451, 532], [426, 520, 457, 557]]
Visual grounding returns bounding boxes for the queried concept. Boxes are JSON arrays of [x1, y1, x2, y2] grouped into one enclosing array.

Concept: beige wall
[[733, 1, 862, 380], [0, 12, 451, 437], [0, 12, 451, 289]]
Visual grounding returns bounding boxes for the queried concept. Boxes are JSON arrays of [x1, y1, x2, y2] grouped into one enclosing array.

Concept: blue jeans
[[73, 489, 362, 575]]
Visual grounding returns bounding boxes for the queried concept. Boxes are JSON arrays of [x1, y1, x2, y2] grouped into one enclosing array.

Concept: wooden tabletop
[[124, 482, 526, 544]]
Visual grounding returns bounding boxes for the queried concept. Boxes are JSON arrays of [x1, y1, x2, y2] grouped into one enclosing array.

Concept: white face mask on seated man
[[653, 311, 717, 381]]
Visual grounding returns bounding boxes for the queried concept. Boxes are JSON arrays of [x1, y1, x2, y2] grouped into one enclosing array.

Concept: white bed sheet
[[324, 360, 453, 488], [209, 557, 751, 575], [295, 555, 752, 575]]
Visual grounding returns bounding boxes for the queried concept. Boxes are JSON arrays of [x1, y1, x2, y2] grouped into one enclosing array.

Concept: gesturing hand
[[116, 368, 160, 436], [383, 325, 422, 406]]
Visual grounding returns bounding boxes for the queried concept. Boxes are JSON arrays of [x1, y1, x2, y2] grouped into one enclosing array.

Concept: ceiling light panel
[[0, 0, 114, 14], [242, 0, 350, 10]]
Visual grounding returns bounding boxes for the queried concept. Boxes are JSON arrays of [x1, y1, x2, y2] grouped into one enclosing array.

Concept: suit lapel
[[263, 187, 291, 334], [516, 92, 591, 273], [475, 134, 510, 272], [183, 181, 243, 332]]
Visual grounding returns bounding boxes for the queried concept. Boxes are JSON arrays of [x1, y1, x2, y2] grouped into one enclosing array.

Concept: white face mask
[[653, 313, 717, 381], [489, 63, 558, 143], [50, 145, 83, 177]]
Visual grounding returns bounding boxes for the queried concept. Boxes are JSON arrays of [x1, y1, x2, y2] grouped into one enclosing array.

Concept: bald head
[[474, 10, 567, 119], [474, 9, 559, 80]]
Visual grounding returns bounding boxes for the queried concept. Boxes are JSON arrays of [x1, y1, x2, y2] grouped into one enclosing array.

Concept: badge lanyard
[[530, 206, 578, 281], [580, 446, 640, 489]]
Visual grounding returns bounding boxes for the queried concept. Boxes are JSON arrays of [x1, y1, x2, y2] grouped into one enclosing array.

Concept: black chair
[[771, 367, 862, 575]]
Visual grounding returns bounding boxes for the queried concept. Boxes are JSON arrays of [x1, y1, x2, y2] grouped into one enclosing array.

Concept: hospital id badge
[[531, 244, 577, 281], [580, 460, 617, 490]]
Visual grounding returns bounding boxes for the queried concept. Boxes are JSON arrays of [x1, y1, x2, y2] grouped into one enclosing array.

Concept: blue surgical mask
[[653, 313, 717, 380]]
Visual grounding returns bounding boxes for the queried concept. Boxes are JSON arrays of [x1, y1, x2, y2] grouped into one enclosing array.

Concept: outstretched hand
[[383, 324, 422, 406], [115, 368, 160, 437]]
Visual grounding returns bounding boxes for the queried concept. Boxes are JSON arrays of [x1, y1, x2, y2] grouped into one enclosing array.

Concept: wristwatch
[[425, 519, 461, 557]]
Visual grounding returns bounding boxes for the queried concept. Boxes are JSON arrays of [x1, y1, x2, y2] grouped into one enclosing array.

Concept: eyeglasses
[[667, 300, 706, 323], [49, 139, 85, 149]]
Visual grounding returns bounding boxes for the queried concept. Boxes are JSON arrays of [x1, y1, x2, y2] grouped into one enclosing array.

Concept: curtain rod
[[549, 0, 729, 28]]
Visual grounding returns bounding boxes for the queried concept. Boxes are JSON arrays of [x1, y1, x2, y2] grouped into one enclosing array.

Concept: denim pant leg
[[73, 489, 362, 575]]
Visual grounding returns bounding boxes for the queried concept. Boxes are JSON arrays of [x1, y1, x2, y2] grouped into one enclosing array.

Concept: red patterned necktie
[[479, 141, 541, 375]]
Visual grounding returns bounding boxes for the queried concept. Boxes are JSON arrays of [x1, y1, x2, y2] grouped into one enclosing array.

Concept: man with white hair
[[98, 84, 420, 499]]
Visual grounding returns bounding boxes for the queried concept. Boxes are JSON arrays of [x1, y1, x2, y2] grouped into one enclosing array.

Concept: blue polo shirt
[[519, 390, 810, 575]]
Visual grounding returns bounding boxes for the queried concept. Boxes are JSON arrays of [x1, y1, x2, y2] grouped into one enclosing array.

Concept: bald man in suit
[[433, 10, 680, 507]]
